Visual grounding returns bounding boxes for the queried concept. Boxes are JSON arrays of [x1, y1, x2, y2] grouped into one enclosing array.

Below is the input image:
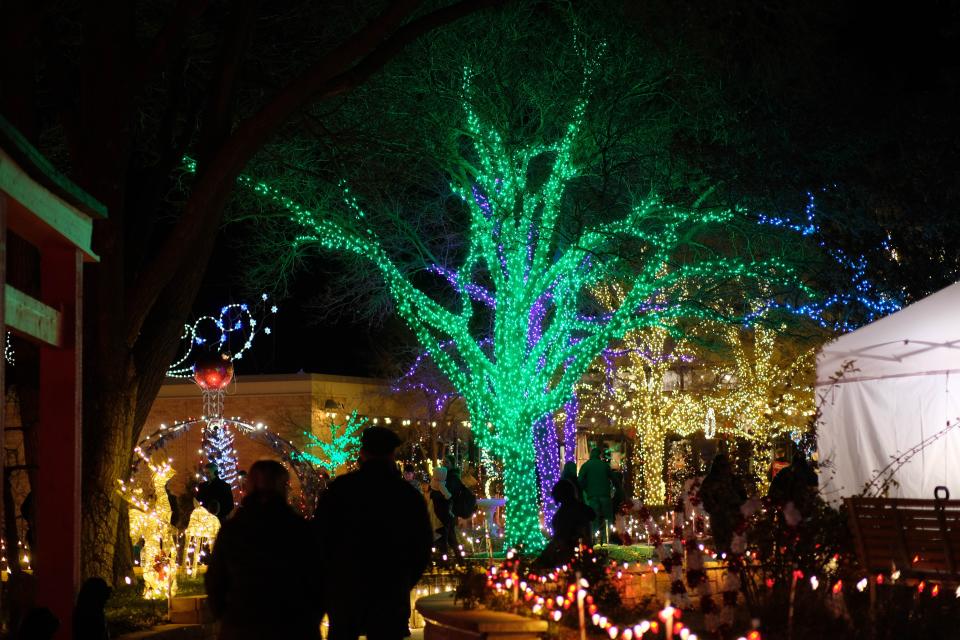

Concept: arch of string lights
[[128, 417, 322, 516]]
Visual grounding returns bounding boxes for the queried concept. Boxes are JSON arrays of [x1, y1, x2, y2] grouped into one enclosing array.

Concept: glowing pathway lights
[[487, 555, 707, 640], [487, 552, 952, 639]]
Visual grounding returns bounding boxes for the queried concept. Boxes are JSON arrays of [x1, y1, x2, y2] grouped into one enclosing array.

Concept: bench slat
[[846, 497, 960, 582]]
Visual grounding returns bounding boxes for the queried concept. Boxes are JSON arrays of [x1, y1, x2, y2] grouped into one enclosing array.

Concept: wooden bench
[[846, 489, 960, 583], [416, 592, 548, 640]]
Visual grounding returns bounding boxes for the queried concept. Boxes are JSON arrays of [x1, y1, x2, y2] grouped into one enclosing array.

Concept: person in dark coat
[[73, 577, 111, 640], [429, 467, 455, 553], [402, 464, 420, 493], [205, 460, 322, 640], [315, 427, 433, 640], [578, 448, 614, 543], [17, 607, 59, 640], [768, 455, 818, 505], [540, 478, 596, 566], [197, 463, 235, 523], [698, 454, 747, 554], [560, 461, 582, 502]]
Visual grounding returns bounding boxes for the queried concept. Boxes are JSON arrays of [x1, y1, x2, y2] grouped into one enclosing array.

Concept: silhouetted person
[[579, 448, 614, 543], [768, 453, 819, 526], [698, 454, 747, 553], [445, 460, 476, 538], [609, 466, 627, 544], [316, 427, 432, 640], [403, 464, 420, 493], [429, 467, 455, 552], [73, 577, 111, 640], [197, 463, 234, 523], [17, 607, 58, 640], [560, 461, 582, 502], [768, 454, 817, 506], [206, 460, 322, 640], [540, 478, 595, 566]]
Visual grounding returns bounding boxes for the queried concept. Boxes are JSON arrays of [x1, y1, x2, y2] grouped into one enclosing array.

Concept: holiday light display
[[712, 323, 816, 489], [581, 282, 701, 505], [715, 324, 815, 441], [119, 454, 220, 599], [168, 298, 277, 378], [203, 421, 239, 488], [190, 352, 242, 489], [122, 460, 179, 599], [756, 193, 902, 331], [294, 410, 368, 476], [190, 52, 824, 550], [584, 286, 818, 502], [128, 416, 322, 518]]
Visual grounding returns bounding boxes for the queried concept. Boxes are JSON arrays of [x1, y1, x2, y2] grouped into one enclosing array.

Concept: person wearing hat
[[315, 426, 433, 640]]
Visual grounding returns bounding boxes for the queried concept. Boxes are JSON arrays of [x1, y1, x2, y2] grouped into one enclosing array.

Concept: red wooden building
[[1, 115, 103, 637]]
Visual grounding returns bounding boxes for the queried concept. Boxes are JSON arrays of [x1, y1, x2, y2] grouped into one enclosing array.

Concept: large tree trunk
[[500, 428, 545, 552], [67, 0, 500, 582], [635, 431, 666, 506], [80, 378, 137, 581]]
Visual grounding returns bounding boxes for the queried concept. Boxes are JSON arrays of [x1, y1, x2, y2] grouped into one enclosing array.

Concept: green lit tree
[[226, 47, 816, 549], [296, 410, 368, 476]]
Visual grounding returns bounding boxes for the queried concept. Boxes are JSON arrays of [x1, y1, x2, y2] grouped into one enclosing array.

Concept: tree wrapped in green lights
[[227, 55, 816, 550], [295, 410, 368, 477]]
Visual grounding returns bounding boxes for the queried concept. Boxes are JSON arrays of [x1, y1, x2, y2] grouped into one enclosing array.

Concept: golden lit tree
[[710, 323, 817, 489], [581, 284, 706, 505]]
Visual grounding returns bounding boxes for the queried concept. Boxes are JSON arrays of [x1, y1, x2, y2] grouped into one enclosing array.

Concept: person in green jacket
[[578, 448, 614, 543]]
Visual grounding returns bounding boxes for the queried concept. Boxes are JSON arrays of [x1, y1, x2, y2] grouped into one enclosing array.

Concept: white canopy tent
[[816, 281, 960, 502]]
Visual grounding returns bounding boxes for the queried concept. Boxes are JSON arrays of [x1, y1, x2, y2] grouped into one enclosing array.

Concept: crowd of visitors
[[204, 426, 432, 640], [11, 430, 808, 640], [539, 446, 624, 565]]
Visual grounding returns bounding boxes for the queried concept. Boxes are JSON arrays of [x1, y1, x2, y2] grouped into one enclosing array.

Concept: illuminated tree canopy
[[580, 283, 702, 506], [214, 44, 827, 549]]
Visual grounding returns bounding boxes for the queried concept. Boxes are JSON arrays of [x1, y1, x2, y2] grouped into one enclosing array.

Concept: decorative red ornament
[[193, 352, 234, 390]]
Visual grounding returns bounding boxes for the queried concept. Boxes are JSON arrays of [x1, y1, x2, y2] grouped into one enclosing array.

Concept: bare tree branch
[[123, 0, 501, 347], [134, 0, 215, 87]]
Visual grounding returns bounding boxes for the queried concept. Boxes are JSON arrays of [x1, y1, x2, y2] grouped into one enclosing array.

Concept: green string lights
[[294, 410, 368, 476], [184, 53, 817, 551]]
